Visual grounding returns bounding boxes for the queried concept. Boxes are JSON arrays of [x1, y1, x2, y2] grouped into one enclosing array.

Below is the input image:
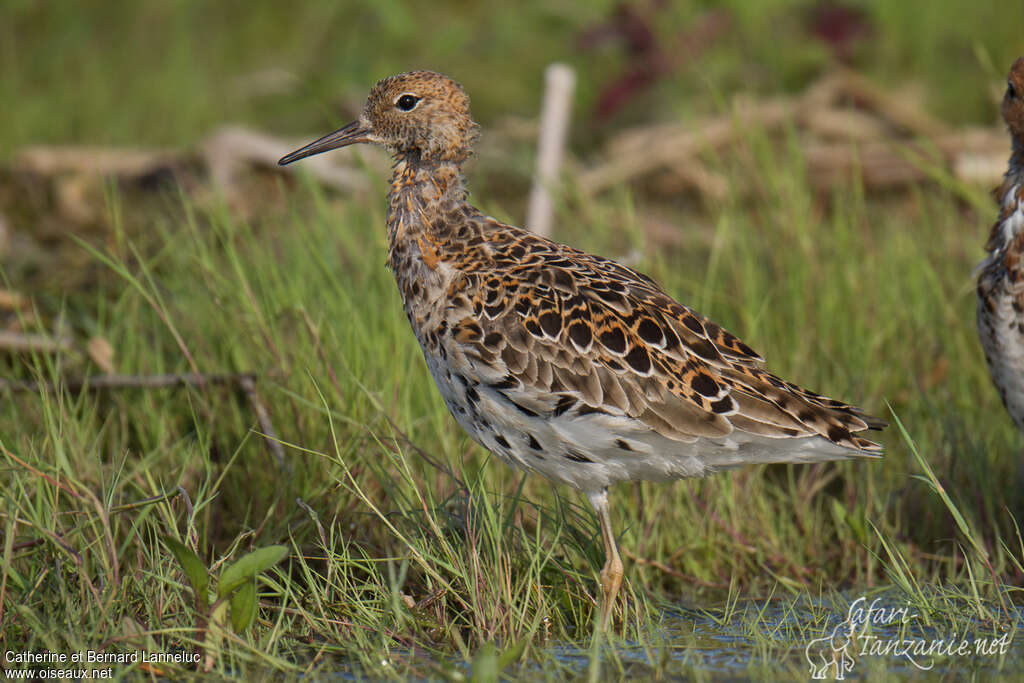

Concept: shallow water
[[527, 592, 1024, 680], [335, 591, 1024, 680], [668, 597, 1008, 680]]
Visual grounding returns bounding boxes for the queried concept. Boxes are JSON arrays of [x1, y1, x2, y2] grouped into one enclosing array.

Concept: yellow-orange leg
[[589, 489, 623, 629]]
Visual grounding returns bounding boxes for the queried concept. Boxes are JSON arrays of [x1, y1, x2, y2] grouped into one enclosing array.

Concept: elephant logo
[[805, 619, 857, 680]]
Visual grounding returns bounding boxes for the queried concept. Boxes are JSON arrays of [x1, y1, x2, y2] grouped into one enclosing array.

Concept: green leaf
[[217, 545, 288, 598], [164, 536, 209, 611], [230, 579, 257, 633]]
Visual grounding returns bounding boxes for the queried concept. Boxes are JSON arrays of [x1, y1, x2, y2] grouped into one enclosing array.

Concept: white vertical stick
[[526, 63, 576, 237]]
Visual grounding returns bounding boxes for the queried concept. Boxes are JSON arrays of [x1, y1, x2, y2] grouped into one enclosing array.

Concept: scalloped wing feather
[[441, 217, 883, 456]]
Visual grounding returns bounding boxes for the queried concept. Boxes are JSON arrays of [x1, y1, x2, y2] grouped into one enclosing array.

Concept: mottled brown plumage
[[280, 70, 884, 628], [978, 58, 1024, 432]]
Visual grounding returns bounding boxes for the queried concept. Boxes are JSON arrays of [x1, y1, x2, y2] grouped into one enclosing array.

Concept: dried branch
[[829, 66, 952, 139], [236, 374, 287, 470], [0, 331, 73, 354], [200, 124, 372, 196], [12, 146, 179, 177], [804, 130, 1008, 189], [581, 67, 1007, 199], [0, 372, 252, 393], [579, 97, 796, 195]]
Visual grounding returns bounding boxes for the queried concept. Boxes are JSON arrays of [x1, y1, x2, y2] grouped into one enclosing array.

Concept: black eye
[[396, 94, 420, 111], [1008, 82, 1018, 99]]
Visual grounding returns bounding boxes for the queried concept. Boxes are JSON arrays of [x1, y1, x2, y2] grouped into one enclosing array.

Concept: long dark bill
[[278, 120, 369, 165]]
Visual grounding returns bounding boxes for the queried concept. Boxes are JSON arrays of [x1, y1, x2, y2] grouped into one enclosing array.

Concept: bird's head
[[1003, 57, 1024, 141], [279, 70, 479, 166]]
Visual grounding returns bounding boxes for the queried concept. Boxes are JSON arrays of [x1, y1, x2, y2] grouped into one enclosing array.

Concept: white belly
[[978, 281, 1024, 431], [420, 344, 860, 495]]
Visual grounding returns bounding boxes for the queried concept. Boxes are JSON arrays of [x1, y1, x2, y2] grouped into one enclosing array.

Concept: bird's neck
[[998, 137, 1024, 215], [387, 151, 467, 238], [1009, 137, 1024, 187], [385, 150, 469, 288], [985, 138, 1024, 257]]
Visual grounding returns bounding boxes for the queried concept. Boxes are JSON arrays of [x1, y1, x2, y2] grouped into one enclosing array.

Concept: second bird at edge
[[978, 57, 1024, 434], [279, 70, 885, 629]]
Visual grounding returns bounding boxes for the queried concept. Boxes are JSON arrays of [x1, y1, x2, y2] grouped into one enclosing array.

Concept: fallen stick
[[587, 113, 1008, 198], [831, 66, 952, 139], [0, 372, 252, 393], [804, 129, 1009, 189], [12, 146, 179, 177], [578, 96, 797, 195], [651, 159, 729, 200], [200, 124, 373, 196], [799, 106, 892, 142], [0, 331, 73, 354], [581, 65, 986, 199], [9, 125, 380, 202], [236, 374, 287, 470]]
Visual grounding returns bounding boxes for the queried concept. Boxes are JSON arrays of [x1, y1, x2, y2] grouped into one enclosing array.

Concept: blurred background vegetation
[[2, 0, 1023, 678], [2, 0, 1020, 148]]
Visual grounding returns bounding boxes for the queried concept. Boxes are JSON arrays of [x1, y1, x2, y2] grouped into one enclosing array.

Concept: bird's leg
[[588, 488, 623, 630]]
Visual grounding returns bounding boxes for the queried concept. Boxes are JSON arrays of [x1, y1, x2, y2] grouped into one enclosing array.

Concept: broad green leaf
[[164, 536, 209, 610], [217, 545, 288, 598], [230, 579, 257, 633]]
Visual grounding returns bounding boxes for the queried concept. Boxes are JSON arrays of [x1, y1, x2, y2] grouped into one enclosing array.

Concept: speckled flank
[[977, 57, 1024, 432]]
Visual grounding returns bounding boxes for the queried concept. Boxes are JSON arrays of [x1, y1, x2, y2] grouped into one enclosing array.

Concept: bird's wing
[[443, 224, 882, 453]]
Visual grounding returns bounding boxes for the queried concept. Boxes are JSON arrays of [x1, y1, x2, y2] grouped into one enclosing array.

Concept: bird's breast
[[978, 186, 1024, 430]]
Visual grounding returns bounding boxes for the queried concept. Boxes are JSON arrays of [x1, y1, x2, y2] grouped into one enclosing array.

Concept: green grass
[[3, 1, 1024, 679], [3, 153, 1022, 677]]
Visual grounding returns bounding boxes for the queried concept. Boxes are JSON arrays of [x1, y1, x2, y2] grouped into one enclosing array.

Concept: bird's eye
[[1008, 81, 1017, 99], [396, 94, 421, 111]]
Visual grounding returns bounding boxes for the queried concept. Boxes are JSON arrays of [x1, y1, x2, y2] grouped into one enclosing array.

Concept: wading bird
[[279, 70, 884, 628], [978, 58, 1024, 433]]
